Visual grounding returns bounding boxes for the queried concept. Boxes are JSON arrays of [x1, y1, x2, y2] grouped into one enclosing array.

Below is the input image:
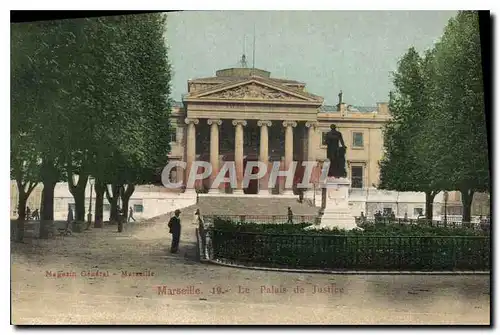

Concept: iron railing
[[356, 217, 490, 232], [203, 214, 321, 225], [201, 229, 490, 271]]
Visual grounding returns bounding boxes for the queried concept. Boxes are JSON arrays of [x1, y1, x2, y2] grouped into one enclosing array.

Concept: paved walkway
[[11, 216, 490, 325]]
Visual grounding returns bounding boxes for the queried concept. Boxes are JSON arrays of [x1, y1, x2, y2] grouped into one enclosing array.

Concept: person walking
[[360, 211, 366, 224], [168, 209, 182, 253], [287, 206, 294, 224], [67, 206, 74, 223], [32, 208, 39, 220], [128, 207, 136, 222], [193, 209, 203, 225]]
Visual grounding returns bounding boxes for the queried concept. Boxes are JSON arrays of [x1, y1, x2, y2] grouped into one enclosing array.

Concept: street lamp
[[87, 177, 95, 226], [443, 191, 449, 224]]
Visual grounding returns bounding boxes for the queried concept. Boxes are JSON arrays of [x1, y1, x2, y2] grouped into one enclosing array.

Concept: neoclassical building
[[10, 66, 490, 220], [167, 66, 391, 196]]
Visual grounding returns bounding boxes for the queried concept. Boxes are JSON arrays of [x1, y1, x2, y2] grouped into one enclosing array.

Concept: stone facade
[[168, 66, 390, 195]]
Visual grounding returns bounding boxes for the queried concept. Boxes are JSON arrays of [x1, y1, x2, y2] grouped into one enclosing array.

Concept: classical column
[[258, 120, 272, 195], [305, 121, 318, 161], [184, 118, 199, 193], [304, 121, 319, 199], [282, 121, 297, 195], [233, 120, 247, 194], [207, 119, 222, 193]]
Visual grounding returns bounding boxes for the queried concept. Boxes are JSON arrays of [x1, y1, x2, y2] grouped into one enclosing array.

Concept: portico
[[180, 67, 323, 195]]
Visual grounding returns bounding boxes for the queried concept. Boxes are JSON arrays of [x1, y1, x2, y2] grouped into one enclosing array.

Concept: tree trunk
[[425, 190, 437, 221], [120, 184, 135, 222], [461, 189, 474, 224], [15, 194, 27, 242], [68, 173, 88, 222], [15, 179, 38, 241], [39, 180, 57, 239], [40, 181, 56, 220], [17, 190, 28, 221], [106, 184, 121, 223], [94, 180, 105, 228], [39, 159, 58, 221], [73, 191, 86, 222]]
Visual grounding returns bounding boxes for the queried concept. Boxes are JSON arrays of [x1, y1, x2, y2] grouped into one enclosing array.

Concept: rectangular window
[[351, 166, 363, 189], [414, 207, 423, 216], [170, 132, 177, 143], [68, 203, 76, 212], [352, 132, 364, 148], [134, 204, 144, 213], [103, 204, 111, 212], [383, 207, 393, 216]]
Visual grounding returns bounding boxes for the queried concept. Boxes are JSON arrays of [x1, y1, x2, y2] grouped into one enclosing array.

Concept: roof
[[189, 76, 305, 86], [185, 75, 323, 103], [350, 106, 377, 113], [319, 105, 338, 112]]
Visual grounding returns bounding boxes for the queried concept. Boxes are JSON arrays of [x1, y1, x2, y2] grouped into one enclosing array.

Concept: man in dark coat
[[168, 209, 182, 253]]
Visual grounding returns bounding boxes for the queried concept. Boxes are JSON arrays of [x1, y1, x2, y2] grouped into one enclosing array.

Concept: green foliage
[[11, 14, 174, 220], [209, 219, 490, 271], [212, 218, 486, 237], [380, 11, 489, 221], [81, 14, 173, 185], [213, 218, 313, 233], [379, 47, 443, 193], [430, 11, 489, 193]]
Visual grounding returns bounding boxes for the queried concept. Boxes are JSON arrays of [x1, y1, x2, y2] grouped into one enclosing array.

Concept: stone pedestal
[[317, 177, 358, 230]]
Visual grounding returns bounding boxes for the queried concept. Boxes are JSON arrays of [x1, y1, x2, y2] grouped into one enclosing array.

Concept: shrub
[[207, 218, 490, 271]]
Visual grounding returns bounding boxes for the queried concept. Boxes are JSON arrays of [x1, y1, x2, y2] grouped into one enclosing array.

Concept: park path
[[11, 215, 490, 325]]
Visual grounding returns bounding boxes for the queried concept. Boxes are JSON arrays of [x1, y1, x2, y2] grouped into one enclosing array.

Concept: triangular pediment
[[189, 78, 320, 102]]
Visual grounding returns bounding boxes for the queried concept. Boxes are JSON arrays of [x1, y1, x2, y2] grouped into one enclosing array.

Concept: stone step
[[142, 196, 321, 225], [191, 196, 320, 217]]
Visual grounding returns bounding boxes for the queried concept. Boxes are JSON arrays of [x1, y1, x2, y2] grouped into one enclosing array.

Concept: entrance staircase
[[179, 196, 320, 218]]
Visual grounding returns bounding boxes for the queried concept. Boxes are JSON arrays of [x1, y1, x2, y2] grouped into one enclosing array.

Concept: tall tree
[[379, 47, 443, 220], [11, 23, 40, 231], [99, 13, 173, 230], [11, 21, 68, 239], [431, 11, 489, 222]]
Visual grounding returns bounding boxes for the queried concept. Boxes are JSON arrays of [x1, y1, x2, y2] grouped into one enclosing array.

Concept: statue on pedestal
[[324, 124, 347, 178]]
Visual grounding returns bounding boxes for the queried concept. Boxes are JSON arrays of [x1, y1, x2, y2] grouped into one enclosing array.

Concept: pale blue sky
[[165, 10, 456, 106]]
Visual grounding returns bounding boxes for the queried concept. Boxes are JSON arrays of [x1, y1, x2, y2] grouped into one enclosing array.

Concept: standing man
[[128, 207, 136, 222], [168, 209, 182, 253], [26, 207, 31, 221]]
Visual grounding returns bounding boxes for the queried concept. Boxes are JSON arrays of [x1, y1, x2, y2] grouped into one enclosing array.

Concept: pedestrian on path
[[168, 209, 182, 253], [32, 208, 39, 220], [128, 207, 136, 222], [67, 206, 73, 223], [193, 209, 203, 225], [287, 207, 294, 224]]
